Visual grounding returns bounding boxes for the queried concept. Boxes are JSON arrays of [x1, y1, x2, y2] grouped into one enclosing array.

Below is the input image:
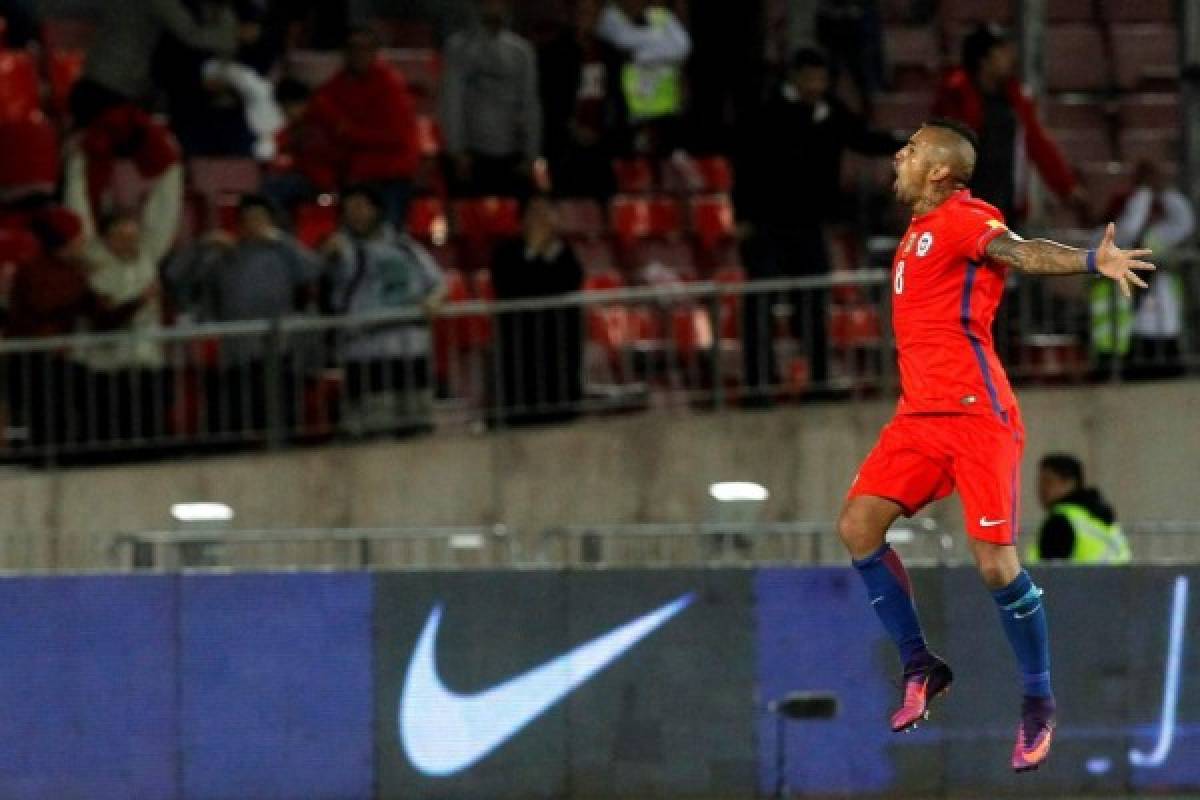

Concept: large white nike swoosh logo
[[399, 593, 694, 777]]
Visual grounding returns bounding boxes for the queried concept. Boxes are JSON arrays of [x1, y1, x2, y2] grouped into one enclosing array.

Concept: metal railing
[[2, 256, 1199, 464], [8, 517, 1195, 573]]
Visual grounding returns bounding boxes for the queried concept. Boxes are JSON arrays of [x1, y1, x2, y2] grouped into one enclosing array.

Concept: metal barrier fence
[[4, 518, 1194, 573], [2, 257, 1199, 464]]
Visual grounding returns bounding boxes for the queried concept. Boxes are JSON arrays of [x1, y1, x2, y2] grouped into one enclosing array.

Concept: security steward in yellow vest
[[1028, 453, 1131, 564]]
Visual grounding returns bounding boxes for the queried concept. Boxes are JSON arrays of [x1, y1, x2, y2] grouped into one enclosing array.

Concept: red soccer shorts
[[847, 408, 1025, 545]]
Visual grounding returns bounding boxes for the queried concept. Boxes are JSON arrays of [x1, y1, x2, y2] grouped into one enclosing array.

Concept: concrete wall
[[2, 381, 1198, 568]]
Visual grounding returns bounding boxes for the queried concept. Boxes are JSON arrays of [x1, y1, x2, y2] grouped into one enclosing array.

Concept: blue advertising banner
[[178, 572, 374, 800], [755, 566, 1200, 797], [0, 576, 180, 800]]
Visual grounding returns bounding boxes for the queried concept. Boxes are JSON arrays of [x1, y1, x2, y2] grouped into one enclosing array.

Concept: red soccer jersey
[[890, 189, 1016, 416]]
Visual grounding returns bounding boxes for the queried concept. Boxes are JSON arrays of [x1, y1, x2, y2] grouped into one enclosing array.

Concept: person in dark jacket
[[932, 23, 1086, 225], [735, 47, 901, 403], [1032, 453, 1130, 563], [537, 0, 622, 200], [490, 194, 584, 426]]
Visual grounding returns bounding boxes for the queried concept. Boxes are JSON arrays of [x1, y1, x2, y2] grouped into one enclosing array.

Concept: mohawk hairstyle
[[923, 117, 980, 157]]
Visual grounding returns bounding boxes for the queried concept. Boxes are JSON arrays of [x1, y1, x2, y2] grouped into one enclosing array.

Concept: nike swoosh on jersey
[[979, 517, 1007, 527], [399, 593, 694, 776]]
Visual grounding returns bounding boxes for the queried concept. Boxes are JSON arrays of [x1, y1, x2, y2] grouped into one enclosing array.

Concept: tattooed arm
[[985, 222, 1156, 297]]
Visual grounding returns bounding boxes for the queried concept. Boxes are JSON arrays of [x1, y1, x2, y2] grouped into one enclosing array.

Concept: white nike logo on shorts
[[979, 517, 1007, 527]]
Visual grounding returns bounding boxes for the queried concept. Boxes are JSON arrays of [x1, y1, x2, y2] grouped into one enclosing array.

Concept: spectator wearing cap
[[6, 207, 156, 455], [441, 0, 543, 197], [320, 184, 446, 435], [63, 138, 183, 447], [932, 23, 1086, 224], [165, 195, 318, 440], [308, 26, 421, 225], [734, 47, 901, 404]]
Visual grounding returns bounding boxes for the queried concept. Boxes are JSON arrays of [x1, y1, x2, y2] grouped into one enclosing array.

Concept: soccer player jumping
[[838, 119, 1154, 772]]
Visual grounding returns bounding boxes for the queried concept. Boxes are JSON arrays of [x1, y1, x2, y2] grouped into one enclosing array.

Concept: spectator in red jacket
[[308, 25, 420, 225], [263, 78, 343, 218], [932, 23, 1087, 224]]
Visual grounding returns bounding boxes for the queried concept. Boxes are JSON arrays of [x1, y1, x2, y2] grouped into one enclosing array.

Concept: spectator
[[70, 0, 237, 128], [165, 195, 317, 439], [932, 23, 1085, 224], [320, 184, 446, 435], [6, 208, 154, 455], [154, 0, 284, 159], [0, 0, 40, 49], [306, 26, 421, 225], [263, 79, 341, 218], [1092, 160, 1194, 381], [538, 0, 622, 200], [442, 0, 542, 197], [595, 0, 691, 157], [734, 47, 901, 404], [814, 0, 886, 116], [63, 141, 183, 446], [1030, 453, 1130, 564], [490, 195, 584, 425]]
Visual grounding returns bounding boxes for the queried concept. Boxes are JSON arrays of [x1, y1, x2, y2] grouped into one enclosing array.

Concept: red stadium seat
[[1047, 0, 1096, 21], [1118, 93, 1179, 129], [0, 227, 39, 266], [1118, 129, 1177, 163], [874, 92, 932, 134], [693, 156, 734, 193], [555, 199, 605, 239], [1045, 25, 1108, 91], [41, 17, 97, 49], [609, 195, 682, 246], [941, 0, 1013, 22], [1112, 24, 1179, 89], [453, 197, 521, 240], [632, 239, 696, 280], [690, 195, 735, 249], [612, 158, 655, 193], [1102, 0, 1173, 21], [573, 237, 617, 273], [294, 200, 339, 248], [47, 49, 85, 118], [406, 196, 448, 244], [583, 269, 624, 292], [1052, 129, 1114, 163], [886, 26, 939, 85], [1044, 97, 1108, 130], [0, 112, 59, 196], [0, 50, 40, 123]]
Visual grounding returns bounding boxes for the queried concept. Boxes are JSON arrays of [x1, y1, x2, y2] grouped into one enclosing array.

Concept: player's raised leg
[[968, 538, 1055, 771], [838, 495, 953, 732]]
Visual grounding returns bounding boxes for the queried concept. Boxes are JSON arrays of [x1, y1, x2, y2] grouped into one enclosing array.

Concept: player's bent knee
[[837, 504, 882, 555]]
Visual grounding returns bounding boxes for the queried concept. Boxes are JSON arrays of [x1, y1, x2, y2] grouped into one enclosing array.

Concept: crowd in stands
[[0, 0, 1190, 457]]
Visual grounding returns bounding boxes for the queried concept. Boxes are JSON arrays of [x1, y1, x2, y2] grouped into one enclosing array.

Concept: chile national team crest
[[916, 232, 934, 257]]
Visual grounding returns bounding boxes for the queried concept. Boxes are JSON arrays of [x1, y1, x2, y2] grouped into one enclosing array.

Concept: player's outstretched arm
[[985, 222, 1155, 297]]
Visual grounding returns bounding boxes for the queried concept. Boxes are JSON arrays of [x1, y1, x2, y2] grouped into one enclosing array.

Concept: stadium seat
[[453, 197, 521, 241], [1052, 129, 1114, 163], [372, 18, 436, 48], [294, 201, 339, 248], [606, 195, 683, 243], [1112, 24, 1179, 89], [1118, 129, 1177, 163], [1118, 93, 1179, 129], [1102, 0, 1173, 21], [0, 112, 59, 196], [1047, 0, 1096, 21], [941, 0, 1013, 22], [874, 92, 932, 133], [632, 239, 696, 280], [612, 158, 655, 194], [555, 199, 605, 239], [0, 50, 41, 123], [189, 158, 262, 198], [572, 237, 617, 273], [47, 49, 85, 118], [693, 156, 734, 193], [406, 196, 448, 244], [1044, 96, 1108, 130], [885, 26, 938, 86], [1045, 25, 1108, 91], [583, 269, 624, 292], [0, 227, 39, 266], [690, 195, 735, 249]]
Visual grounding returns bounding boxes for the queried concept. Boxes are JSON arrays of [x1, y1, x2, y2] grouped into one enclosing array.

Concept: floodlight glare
[[170, 502, 235, 523], [708, 482, 769, 503]]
